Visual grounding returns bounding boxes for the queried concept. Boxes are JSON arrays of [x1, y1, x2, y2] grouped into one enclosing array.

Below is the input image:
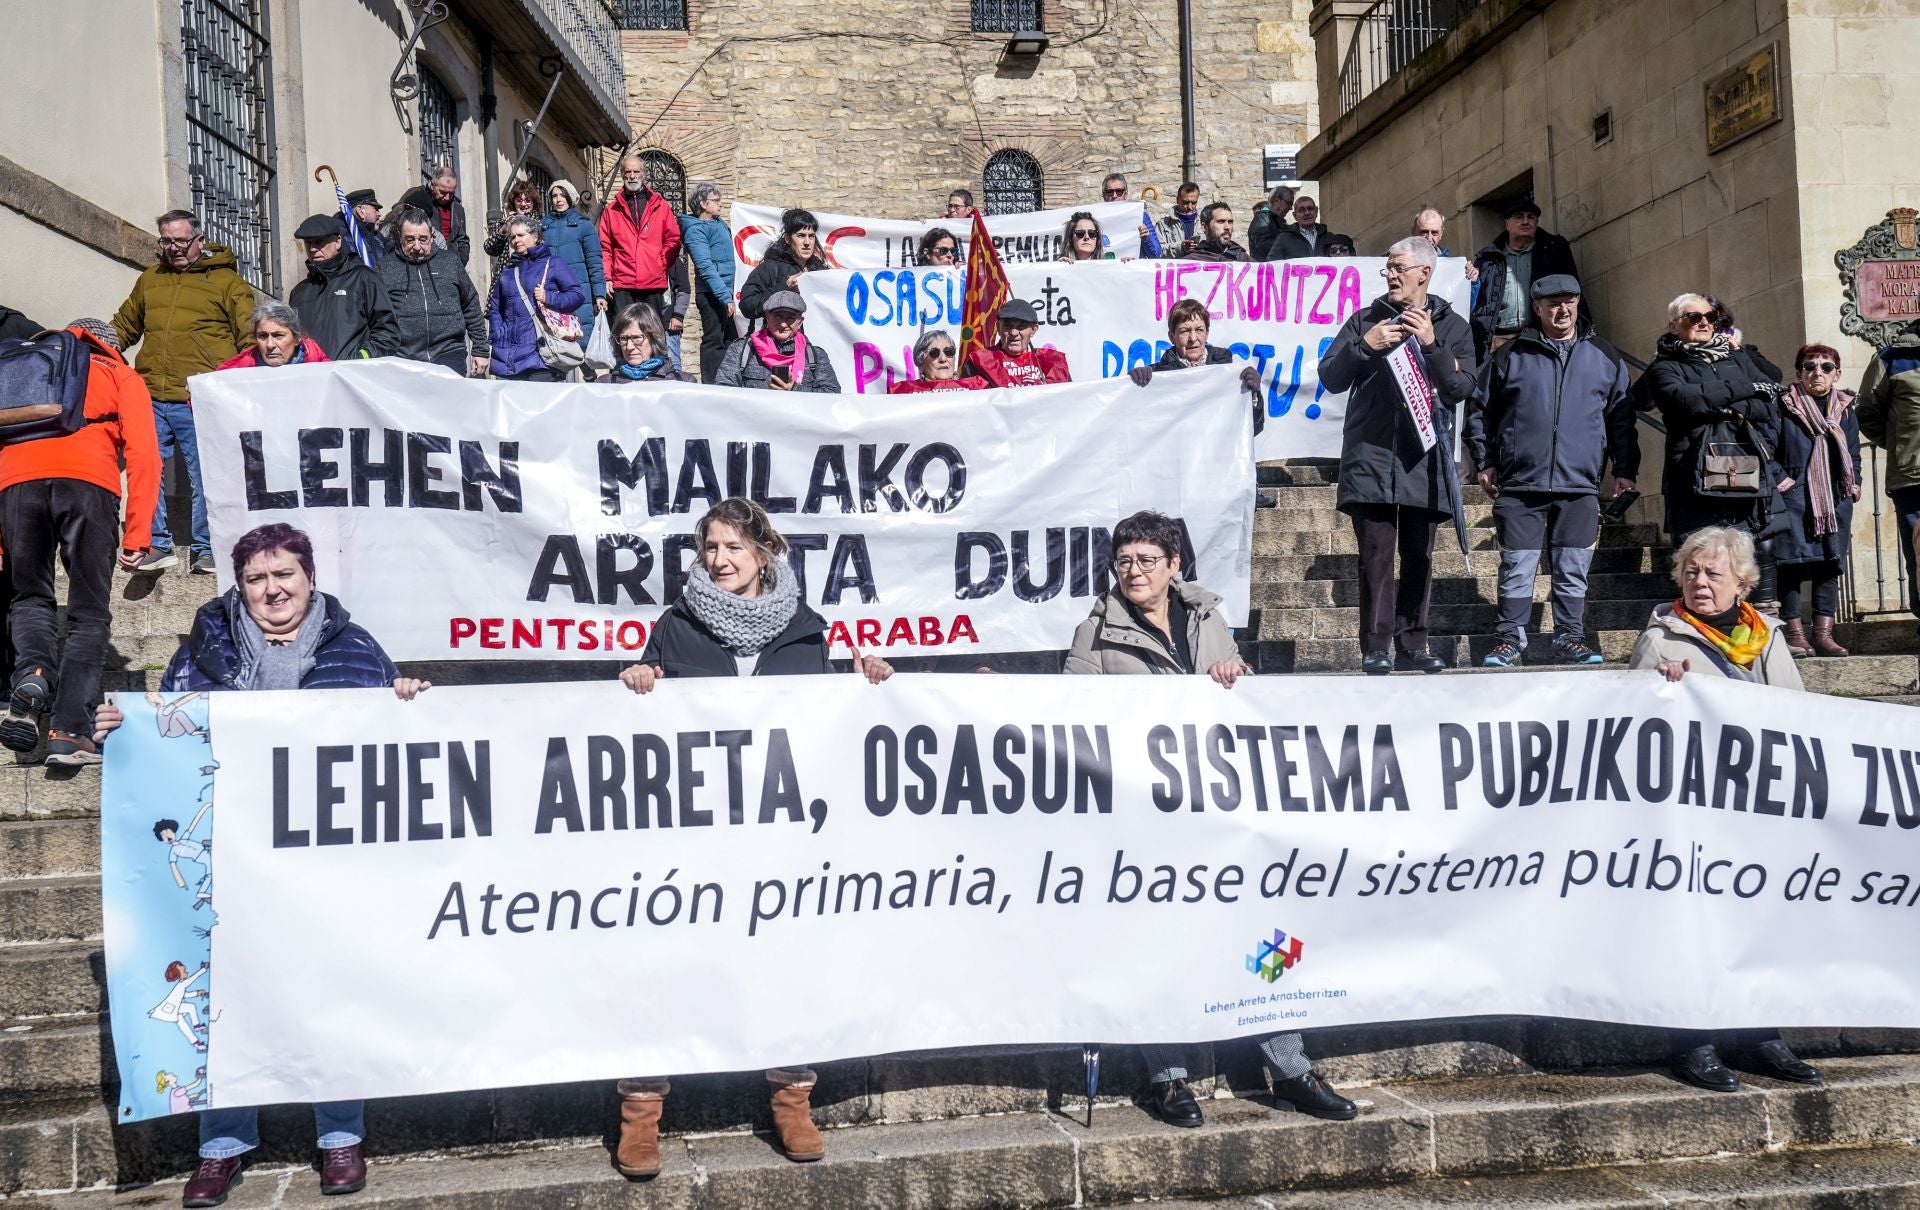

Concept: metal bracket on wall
[[390, 0, 452, 104]]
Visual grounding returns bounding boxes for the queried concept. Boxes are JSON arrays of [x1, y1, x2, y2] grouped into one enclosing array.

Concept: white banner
[[1386, 341, 1438, 452], [800, 258, 1472, 460], [729, 200, 1145, 296], [190, 361, 1253, 662], [101, 671, 1920, 1116]]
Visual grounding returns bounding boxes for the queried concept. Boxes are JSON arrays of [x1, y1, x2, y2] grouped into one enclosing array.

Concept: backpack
[[0, 330, 92, 445]]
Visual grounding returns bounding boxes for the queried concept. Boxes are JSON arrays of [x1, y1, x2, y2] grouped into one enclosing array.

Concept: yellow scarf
[[1674, 599, 1771, 669]]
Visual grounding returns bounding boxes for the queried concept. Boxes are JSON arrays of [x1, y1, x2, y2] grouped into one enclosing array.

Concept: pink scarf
[[750, 328, 808, 383], [1781, 386, 1855, 537]]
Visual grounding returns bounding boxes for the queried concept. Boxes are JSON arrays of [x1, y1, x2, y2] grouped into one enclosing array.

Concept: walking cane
[[1081, 1044, 1099, 1128]]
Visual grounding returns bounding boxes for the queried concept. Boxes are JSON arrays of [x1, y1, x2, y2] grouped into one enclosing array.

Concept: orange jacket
[[0, 328, 162, 551]]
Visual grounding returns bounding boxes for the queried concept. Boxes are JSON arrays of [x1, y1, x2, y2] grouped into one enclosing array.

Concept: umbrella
[[1406, 339, 1473, 573]]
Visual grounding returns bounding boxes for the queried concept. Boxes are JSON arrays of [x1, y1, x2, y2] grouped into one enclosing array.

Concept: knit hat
[[550, 179, 580, 208], [67, 318, 121, 351]]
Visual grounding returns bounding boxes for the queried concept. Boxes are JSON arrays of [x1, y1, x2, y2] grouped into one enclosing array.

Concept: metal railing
[[1336, 0, 1481, 118], [181, 0, 277, 293], [531, 0, 625, 106]]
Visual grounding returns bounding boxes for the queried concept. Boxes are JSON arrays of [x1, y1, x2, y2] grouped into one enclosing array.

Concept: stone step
[[0, 767, 104, 822], [1252, 571, 1675, 610], [10, 1055, 1920, 1204], [1256, 460, 1339, 487], [0, 1013, 102, 1097], [0, 875, 99, 943], [1251, 523, 1663, 557], [1255, 547, 1675, 580], [0, 819, 98, 880], [0, 941, 102, 1018], [1253, 600, 1668, 642], [1256, 503, 1499, 531]]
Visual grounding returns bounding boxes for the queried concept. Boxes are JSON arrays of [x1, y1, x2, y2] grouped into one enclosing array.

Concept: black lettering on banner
[[587, 735, 629, 831], [448, 741, 491, 837], [407, 742, 444, 840], [823, 536, 877, 605], [352, 428, 405, 507], [674, 439, 722, 514], [536, 737, 583, 833], [1013, 529, 1066, 602], [782, 534, 826, 601], [526, 537, 594, 603], [242, 431, 297, 510], [860, 443, 911, 511], [362, 743, 401, 841], [804, 446, 854, 514], [407, 432, 461, 509], [664, 533, 702, 602], [299, 428, 348, 507], [904, 443, 966, 513], [750, 443, 798, 513], [460, 440, 521, 512], [600, 437, 669, 516], [596, 534, 655, 605], [954, 532, 1008, 599], [314, 745, 353, 845], [726, 441, 751, 500]]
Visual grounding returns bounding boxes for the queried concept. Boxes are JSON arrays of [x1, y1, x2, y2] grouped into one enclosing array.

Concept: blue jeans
[[667, 328, 684, 373], [150, 400, 209, 557], [199, 1100, 365, 1159]]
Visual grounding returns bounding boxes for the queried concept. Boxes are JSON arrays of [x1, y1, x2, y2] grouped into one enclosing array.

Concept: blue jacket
[[161, 590, 400, 691], [485, 242, 586, 377], [542, 210, 606, 308], [680, 214, 734, 303], [1466, 323, 1637, 495]]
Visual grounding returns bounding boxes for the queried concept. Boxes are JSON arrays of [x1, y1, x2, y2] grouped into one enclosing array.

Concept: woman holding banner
[[1126, 299, 1264, 434], [890, 330, 987, 394], [1063, 510, 1358, 1131], [92, 522, 430, 1205], [614, 498, 891, 1176], [1627, 524, 1819, 1094], [739, 209, 828, 326], [1058, 211, 1107, 263]]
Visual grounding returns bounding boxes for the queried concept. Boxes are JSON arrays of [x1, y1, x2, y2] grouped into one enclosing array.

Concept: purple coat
[[485, 241, 586, 377]]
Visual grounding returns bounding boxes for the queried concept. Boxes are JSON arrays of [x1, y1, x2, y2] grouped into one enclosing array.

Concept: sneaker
[[1481, 639, 1524, 668], [1549, 636, 1605, 665], [44, 730, 101, 766], [137, 548, 178, 573], [0, 668, 50, 754], [191, 552, 217, 575]]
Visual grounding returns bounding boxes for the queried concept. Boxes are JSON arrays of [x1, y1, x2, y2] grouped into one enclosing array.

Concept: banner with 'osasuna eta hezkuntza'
[[188, 360, 1253, 663], [100, 671, 1920, 1120]]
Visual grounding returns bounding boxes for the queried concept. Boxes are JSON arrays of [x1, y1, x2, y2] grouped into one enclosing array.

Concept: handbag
[[1695, 416, 1771, 497], [512, 264, 585, 371]]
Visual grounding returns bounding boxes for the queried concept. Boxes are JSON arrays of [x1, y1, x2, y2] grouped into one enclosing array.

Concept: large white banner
[[729, 200, 1145, 297], [102, 671, 1920, 1116], [801, 258, 1472, 460], [190, 361, 1253, 662]]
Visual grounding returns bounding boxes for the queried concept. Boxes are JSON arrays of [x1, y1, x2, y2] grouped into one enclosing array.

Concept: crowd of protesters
[[0, 160, 1916, 1206]]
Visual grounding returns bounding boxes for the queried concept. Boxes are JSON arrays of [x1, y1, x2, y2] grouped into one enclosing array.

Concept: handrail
[[1335, 0, 1483, 119]]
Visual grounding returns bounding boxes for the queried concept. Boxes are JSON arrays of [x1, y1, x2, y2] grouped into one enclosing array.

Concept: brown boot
[[615, 1079, 669, 1179], [767, 1070, 825, 1162], [1781, 618, 1814, 657], [1810, 615, 1850, 657]]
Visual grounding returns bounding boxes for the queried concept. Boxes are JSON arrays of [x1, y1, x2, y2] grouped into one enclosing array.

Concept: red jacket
[[598, 189, 684, 292], [888, 375, 990, 394], [0, 328, 162, 551], [967, 346, 1072, 389]]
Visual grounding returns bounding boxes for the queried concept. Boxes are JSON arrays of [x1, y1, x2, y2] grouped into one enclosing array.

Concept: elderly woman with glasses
[[605, 304, 693, 384], [1058, 211, 1107, 263], [889, 330, 987, 394], [1771, 343, 1860, 656], [916, 228, 960, 267], [1643, 293, 1789, 596]]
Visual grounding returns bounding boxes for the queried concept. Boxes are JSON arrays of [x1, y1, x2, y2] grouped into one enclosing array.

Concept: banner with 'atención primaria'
[[189, 360, 1253, 662], [99, 671, 1920, 1119]]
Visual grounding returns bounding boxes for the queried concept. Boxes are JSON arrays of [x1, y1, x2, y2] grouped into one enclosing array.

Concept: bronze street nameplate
[[1705, 44, 1780, 154]]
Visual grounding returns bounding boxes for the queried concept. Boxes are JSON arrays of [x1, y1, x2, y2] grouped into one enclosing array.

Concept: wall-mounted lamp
[[1004, 30, 1050, 55]]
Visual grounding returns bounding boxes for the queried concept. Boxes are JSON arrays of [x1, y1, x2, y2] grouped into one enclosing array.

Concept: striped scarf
[[1674, 599, 1771, 670], [1780, 387, 1855, 537]]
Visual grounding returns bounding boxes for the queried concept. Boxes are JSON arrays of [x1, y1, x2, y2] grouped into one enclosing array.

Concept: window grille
[[983, 149, 1044, 216], [418, 64, 460, 186], [614, 0, 687, 30], [525, 163, 554, 198], [181, 0, 276, 292], [640, 149, 687, 213], [972, 0, 1040, 32]]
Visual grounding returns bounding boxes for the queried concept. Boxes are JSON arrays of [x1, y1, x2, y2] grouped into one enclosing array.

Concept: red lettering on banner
[[827, 621, 853, 648], [823, 615, 983, 649], [856, 619, 882, 647], [479, 619, 504, 649], [449, 617, 653, 652], [732, 224, 778, 269], [450, 618, 477, 644], [822, 225, 865, 268], [919, 617, 944, 646], [950, 615, 979, 644], [886, 617, 914, 645]]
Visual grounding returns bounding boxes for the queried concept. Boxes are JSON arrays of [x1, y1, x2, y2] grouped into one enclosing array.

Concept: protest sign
[[102, 671, 1920, 1120], [190, 361, 1253, 662], [800, 258, 1472, 460]]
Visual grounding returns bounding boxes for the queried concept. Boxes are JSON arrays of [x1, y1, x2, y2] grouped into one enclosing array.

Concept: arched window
[[418, 64, 459, 185], [524, 162, 554, 197], [639, 149, 687, 213], [983, 149, 1043, 216]]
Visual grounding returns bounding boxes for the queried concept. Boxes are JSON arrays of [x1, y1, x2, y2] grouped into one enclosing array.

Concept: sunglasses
[[1072, 229, 1099, 239], [1799, 361, 1838, 373], [929, 246, 957, 258], [926, 347, 956, 359], [1102, 189, 1126, 198], [1680, 311, 1715, 326]]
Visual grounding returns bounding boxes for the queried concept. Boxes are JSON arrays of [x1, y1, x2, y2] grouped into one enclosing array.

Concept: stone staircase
[[6, 482, 1920, 1207]]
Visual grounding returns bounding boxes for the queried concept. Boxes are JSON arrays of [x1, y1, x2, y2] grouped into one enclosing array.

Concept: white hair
[[1386, 236, 1436, 268], [1411, 207, 1444, 232], [1672, 526, 1760, 593], [1667, 293, 1711, 323], [429, 162, 457, 184]]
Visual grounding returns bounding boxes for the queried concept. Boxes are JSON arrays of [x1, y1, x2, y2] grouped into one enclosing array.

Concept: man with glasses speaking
[[1321, 238, 1478, 675], [111, 210, 256, 575]]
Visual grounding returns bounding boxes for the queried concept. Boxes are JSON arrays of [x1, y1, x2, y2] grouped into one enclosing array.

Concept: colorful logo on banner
[[1246, 928, 1305, 983]]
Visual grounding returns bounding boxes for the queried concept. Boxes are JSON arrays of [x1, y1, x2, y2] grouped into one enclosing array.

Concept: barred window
[[418, 65, 460, 186], [615, 0, 687, 30], [983, 149, 1044, 216], [640, 149, 686, 213], [525, 162, 554, 198], [181, 0, 277, 293], [972, 0, 1040, 32]]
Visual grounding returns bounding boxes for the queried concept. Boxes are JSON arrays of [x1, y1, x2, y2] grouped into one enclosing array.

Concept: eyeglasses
[[925, 347, 956, 360], [1380, 263, 1424, 277], [1113, 555, 1166, 572], [1072, 229, 1099, 239], [1679, 311, 1715, 326], [1102, 188, 1126, 199], [1799, 361, 1838, 373], [616, 334, 651, 345], [158, 237, 201, 249]]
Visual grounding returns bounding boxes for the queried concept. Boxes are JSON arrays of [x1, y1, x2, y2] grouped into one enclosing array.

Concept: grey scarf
[[680, 561, 799, 655], [227, 590, 328, 691]]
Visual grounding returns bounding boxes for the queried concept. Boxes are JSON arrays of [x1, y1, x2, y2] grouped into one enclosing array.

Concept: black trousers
[[1670, 1027, 1781, 1056], [610, 288, 668, 325], [694, 290, 732, 384], [429, 349, 468, 376], [1348, 503, 1444, 656], [1, 480, 118, 735], [1778, 559, 1841, 620]]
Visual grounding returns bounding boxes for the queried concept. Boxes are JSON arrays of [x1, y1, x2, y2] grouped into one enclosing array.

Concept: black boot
[[1271, 1070, 1358, 1120], [1672, 1044, 1740, 1092], [1149, 1078, 1203, 1128], [1737, 1039, 1821, 1085]]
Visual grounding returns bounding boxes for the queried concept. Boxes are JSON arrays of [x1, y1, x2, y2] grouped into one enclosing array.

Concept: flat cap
[[346, 188, 380, 208], [1502, 197, 1542, 219], [1531, 274, 1581, 299], [997, 298, 1040, 325], [763, 289, 806, 315], [294, 213, 342, 240]]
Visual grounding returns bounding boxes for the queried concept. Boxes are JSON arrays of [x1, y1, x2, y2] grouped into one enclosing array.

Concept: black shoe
[[1672, 1044, 1740, 1092], [1361, 650, 1393, 676], [1271, 1070, 1358, 1120], [1149, 1078, 1204, 1128], [0, 668, 49, 754], [1737, 1039, 1821, 1085], [1397, 650, 1446, 674]]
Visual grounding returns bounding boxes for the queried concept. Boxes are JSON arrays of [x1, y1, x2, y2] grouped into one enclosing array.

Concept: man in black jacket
[[1470, 198, 1578, 355], [289, 214, 398, 361], [1466, 275, 1637, 667], [1322, 237, 1479, 675], [398, 167, 472, 267], [1263, 196, 1351, 261], [1180, 203, 1250, 262], [377, 211, 489, 375]]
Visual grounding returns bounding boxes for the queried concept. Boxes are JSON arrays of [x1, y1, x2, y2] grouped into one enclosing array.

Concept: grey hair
[[1386, 236, 1437, 268], [156, 209, 201, 235], [1103, 171, 1128, 187], [429, 162, 458, 184], [503, 214, 542, 240], [1667, 293, 1711, 323], [1411, 206, 1444, 232], [249, 300, 303, 338], [1671, 526, 1760, 593], [688, 181, 721, 211], [912, 329, 959, 370]]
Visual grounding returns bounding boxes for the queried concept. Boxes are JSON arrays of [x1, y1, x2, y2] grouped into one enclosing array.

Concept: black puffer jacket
[[1465, 322, 1637, 494], [1642, 348, 1785, 540], [1322, 293, 1478, 513], [637, 595, 830, 677], [1469, 230, 1579, 345], [738, 240, 828, 323], [290, 249, 398, 361]]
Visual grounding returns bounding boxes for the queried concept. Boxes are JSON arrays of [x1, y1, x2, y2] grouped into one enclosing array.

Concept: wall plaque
[[1705, 44, 1780, 154], [1837, 208, 1920, 348]]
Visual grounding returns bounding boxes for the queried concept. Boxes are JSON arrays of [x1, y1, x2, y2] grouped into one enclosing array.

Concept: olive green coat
[[111, 244, 257, 401]]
